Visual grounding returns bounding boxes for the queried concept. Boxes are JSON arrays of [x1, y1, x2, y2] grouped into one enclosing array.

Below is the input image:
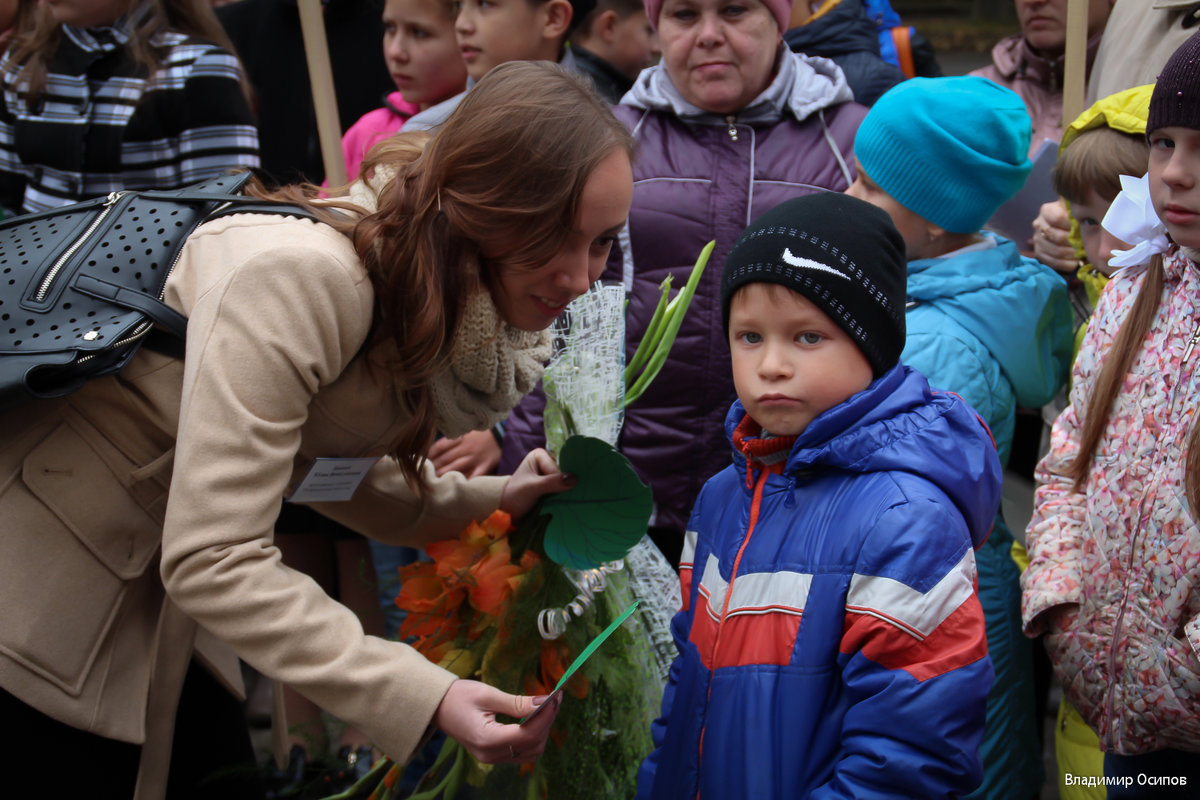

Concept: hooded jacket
[[901, 233, 1072, 799], [903, 234, 1073, 466], [341, 91, 420, 182], [971, 32, 1101, 155], [783, 0, 906, 106], [500, 49, 865, 536], [637, 365, 1001, 799], [1024, 247, 1200, 755]]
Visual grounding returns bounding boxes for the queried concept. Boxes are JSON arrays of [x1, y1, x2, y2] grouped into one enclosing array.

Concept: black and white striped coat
[[0, 16, 259, 215]]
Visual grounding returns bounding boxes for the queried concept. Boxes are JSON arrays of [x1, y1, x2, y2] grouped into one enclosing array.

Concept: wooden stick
[[297, 0, 348, 187], [1061, 0, 1088, 127]]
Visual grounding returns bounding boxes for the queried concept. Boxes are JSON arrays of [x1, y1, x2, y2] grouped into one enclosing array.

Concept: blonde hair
[[249, 61, 634, 492], [1053, 127, 1151, 205], [3, 0, 246, 105]]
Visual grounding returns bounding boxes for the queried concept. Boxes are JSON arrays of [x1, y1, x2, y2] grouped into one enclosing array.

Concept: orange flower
[[538, 639, 588, 700], [468, 539, 525, 615], [396, 574, 467, 641], [479, 510, 513, 538], [427, 536, 486, 581]]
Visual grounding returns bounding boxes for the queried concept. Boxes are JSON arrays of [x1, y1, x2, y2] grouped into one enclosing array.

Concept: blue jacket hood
[[906, 235, 1072, 408], [783, 0, 881, 59], [726, 364, 1002, 549]]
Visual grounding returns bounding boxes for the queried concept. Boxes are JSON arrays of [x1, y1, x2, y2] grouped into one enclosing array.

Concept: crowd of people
[[0, 0, 1198, 798]]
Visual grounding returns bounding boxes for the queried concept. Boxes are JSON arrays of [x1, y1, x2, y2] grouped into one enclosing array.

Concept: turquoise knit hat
[[854, 76, 1033, 234]]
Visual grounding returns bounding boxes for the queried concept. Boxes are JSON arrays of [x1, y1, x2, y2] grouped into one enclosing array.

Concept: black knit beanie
[[720, 193, 907, 377], [1148, 30, 1200, 134]]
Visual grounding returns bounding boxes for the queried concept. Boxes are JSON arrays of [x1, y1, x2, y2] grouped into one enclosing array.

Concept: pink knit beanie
[[644, 0, 793, 34]]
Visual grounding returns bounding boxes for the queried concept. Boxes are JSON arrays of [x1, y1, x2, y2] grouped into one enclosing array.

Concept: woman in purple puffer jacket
[[500, 0, 865, 563]]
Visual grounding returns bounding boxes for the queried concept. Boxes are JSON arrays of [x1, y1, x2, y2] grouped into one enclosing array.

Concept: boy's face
[[845, 163, 931, 259], [608, 9, 658, 79], [1069, 188, 1130, 277], [384, 0, 468, 110], [1149, 125, 1200, 251], [455, 0, 565, 81], [728, 283, 873, 437]]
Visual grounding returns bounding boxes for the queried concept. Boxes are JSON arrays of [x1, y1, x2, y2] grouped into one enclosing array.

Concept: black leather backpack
[[0, 172, 314, 411]]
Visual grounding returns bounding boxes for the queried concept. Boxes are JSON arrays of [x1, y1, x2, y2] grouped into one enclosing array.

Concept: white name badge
[[287, 457, 380, 503]]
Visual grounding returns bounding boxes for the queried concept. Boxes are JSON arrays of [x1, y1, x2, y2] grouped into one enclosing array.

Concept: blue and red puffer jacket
[[638, 365, 1001, 799]]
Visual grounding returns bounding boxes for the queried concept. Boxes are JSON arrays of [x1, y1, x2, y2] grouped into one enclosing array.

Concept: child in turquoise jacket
[[847, 75, 1075, 800]]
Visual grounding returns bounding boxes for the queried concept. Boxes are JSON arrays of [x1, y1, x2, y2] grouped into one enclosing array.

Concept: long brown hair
[[3, 0, 245, 105], [250, 61, 634, 492], [1068, 253, 1200, 511]]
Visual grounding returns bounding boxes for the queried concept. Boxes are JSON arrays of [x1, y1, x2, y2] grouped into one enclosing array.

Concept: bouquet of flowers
[[327, 244, 714, 800]]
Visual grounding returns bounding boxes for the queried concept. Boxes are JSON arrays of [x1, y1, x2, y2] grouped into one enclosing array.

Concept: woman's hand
[[429, 430, 501, 478], [499, 448, 575, 519], [1032, 200, 1079, 276], [433, 679, 562, 763]]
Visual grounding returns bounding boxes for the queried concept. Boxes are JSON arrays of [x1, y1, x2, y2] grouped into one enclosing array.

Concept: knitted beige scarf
[[349, 170, 551, 438]]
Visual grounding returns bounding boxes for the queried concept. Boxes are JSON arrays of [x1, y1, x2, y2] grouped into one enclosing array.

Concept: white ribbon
[[1103, 173, 1171, 269]]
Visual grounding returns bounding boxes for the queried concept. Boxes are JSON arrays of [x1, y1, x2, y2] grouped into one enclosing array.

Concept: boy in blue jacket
[[637, 192, 1001, 799]]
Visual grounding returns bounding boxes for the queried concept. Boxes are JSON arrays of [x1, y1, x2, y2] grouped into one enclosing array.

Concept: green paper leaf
[[541, 435, 652, 569], [519, 600, 641, 724]]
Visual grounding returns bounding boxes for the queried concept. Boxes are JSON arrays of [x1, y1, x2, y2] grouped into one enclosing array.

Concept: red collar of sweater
[[732, 415, 796, 476]]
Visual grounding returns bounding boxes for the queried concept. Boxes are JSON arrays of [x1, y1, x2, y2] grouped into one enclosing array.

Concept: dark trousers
[[0, 660, 264, 799], [1104, 748, 1200, 798]]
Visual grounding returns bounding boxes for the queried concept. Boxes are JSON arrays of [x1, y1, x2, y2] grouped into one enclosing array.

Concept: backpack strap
[[890, 26, 917, 79], [72, 274, 188, 340]]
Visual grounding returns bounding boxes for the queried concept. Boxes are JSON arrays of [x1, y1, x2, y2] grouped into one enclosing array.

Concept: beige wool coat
[[0, 212, 512, 797]]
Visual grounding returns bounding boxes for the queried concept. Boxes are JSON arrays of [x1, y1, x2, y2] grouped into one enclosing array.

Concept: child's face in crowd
[[383, 0, 467, 110], [657, 0, 781, 114], [1069, 188, 1130, 276], [1149, 126, 1200, 251], [608, 9, 659, 79], [455, 0, 562, 82], [728, 283, 873, 437], [41, 0, 130, 27], [1016, 0, 1112, 56], [845, 165, 931, 260], [488, 149, 632, 331]]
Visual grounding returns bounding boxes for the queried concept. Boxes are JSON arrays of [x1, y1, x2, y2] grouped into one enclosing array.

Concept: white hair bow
[[1103, 172, 1171, 270]]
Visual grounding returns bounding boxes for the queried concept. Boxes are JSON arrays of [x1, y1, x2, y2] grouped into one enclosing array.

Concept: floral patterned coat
[[1023, 247, 1200, 755]]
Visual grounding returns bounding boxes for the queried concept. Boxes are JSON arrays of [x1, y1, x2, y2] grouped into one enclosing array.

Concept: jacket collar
[[621, 46, 853, 124], [989, 31, 1101, 92], [61, 1, 156, 54]]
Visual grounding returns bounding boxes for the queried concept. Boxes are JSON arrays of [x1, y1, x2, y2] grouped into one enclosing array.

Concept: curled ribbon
[[1103, 172, 1171, 270], [537, 561, 625, 640]]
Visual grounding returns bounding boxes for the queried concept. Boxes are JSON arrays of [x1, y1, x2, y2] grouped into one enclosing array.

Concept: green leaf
[[541, 436, 652, 569]]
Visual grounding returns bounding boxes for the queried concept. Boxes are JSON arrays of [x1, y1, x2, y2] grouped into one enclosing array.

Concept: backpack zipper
[[34, 191, 125, 302], [74, 322, 152, 365], [73, 199, 217, 364]]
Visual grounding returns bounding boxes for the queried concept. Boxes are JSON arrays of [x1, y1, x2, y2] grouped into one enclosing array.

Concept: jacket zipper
[[34, 191, 124, 302], [695, 466, 767, 799], [1180, 319, 1200, 364], [725, 114, 739, 141]]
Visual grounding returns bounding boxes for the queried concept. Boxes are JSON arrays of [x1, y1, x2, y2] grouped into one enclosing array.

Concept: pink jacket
[[341, 91, 419, 181], [1023, 248, 1200, 754], [971, 33, 1100, 155]]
